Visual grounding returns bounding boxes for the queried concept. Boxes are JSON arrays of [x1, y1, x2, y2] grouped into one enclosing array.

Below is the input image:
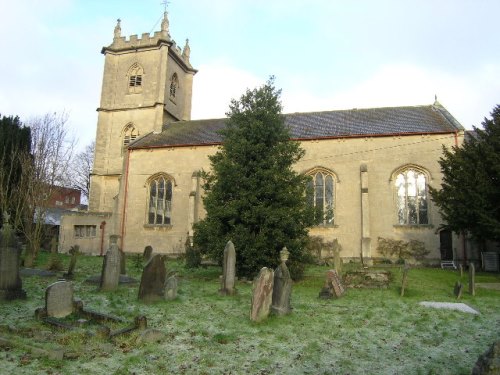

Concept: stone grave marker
[[271, 247, 292, 315], [400, 266, 409, 297], [63, 245, 80, 279], [454, 281, 463, 299], [319, 269, 345, 299], [0, 213, 26, 300], [469, 263, 476, 296], [138, 254, 167, 302], [46, 280, 74, 318], [143, 245, 153, 261], [458, 264, 463, 278], [164, 274, 178, 300], [219, 240, 236, 295], [250, 267, 274, 323], [100, 235, 122, 291]]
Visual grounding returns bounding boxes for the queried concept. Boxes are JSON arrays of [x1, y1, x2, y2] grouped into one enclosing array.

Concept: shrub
[[376, 237, 430, 262]]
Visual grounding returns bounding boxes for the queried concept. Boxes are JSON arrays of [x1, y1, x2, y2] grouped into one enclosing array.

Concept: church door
[[439, 230, 453, 260]]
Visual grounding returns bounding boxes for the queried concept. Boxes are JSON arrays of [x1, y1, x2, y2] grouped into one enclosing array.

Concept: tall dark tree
[[0, 114, 31, 222], [193, 78, 315, 279], [430, 104, 500, 244]]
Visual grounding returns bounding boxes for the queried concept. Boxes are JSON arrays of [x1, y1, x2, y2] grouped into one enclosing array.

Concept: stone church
[[59, 12, 466, 264]]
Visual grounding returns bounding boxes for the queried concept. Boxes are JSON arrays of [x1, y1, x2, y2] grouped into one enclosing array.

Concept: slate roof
[[130, 103, 463, 149]]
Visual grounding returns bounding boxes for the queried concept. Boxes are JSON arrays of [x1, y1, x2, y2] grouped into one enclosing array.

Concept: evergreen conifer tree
[[193, 78, 315, 278], [430, 104, 500, 244]]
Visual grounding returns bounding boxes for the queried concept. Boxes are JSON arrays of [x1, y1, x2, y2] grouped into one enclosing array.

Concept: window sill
[[393, 224, 434, 229], [143, 224, 173, 231]]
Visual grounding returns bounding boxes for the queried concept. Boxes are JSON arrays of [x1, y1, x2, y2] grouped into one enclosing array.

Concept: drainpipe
[[120, 149, 131, 251], [99, 221, 106, 256]]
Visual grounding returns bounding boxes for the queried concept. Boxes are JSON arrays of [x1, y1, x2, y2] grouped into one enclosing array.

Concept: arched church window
[[123, 124, 138, 148], [306, 168, 336, 225], [147, 174, 173, 225], [394, 167, 429, 225], [169, 73, 179, 99], [127, 63, 144, 94]]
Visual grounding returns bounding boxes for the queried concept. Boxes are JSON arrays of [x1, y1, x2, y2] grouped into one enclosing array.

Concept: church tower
[[89, 12, 197, 212]]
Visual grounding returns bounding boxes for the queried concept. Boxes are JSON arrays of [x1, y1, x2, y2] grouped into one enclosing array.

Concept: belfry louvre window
[[127, 63, 144, 94], [306, 170, 335, 225], [170, 73, 178, 98], [129, 75, 142, 87], [123, 125, 138, 148], [148, 175, 173, 225], [395, 168, 429, 225]]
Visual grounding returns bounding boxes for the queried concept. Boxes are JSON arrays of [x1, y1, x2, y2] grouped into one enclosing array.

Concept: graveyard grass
[[1, 253, 499, 375]]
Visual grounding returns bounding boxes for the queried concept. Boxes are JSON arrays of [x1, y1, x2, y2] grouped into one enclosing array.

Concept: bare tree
[[70, 141, 94, 203], [16, 112, 75, 266]]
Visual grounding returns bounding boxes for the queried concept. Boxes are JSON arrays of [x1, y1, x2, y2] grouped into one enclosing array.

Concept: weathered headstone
[[0, 213, 26, 300], [250, 267, 274, 323], [63, 245, 80, 279], [333, 250, 343, 275], [164, 274, 178, 300], [138, 254, 167, 302], [271, 247, 292, 315], [458, 264, 463, 278], [400, 266, 409, 297], [219, 240, 236, 295], [100, 235, 122, 291], [46, 280, 74, 318], [143, 246, 153, 261], [319, 269, 345, 299], [469, 263, 476, 296], [454, 281, 463, 299]]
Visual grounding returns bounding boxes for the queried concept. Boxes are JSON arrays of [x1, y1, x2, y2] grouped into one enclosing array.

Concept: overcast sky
[[1, 0, 499, 150]]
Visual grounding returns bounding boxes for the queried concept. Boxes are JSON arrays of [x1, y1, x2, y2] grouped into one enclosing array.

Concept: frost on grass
[[419, 301, 480, 314]]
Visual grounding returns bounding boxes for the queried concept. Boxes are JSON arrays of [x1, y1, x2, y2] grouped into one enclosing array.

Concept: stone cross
[[164, 274, 178, 300], [250, 267, 274, 322], [271, 247, 292, 315], [138, 254, 167, 303], [100, 236, 122, 291], [0, 216, 26, 300], [469, 263, 476, 296], [46, 281, 74, 318], [219, 240, 236, 295]]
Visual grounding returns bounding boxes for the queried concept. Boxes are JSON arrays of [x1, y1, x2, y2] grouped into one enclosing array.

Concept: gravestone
[[100, 235, 122, 291], [46, 281, 74, 318], [400, 266, 409, 297], [164, 274, 178, 300], [63, 245, 80, 279], [458, 264, 463, 278], [454, 281, 463, 299], [271, 247, 292, 315], [138, 254, 167, 302], [143, 246, 153, 261], [319, 269, 345, 299], [0, 213, 26, 300], [250, 267, 274, 323], [219, 240, 236, 295], [469, 263, 476, 296]]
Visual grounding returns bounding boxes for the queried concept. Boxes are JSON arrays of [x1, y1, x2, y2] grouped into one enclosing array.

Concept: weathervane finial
[[161, 0, 171, 13]]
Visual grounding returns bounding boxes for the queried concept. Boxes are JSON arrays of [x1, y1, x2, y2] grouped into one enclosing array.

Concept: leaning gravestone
[[469, 263, 476, 296], [250, 267, 274, 323], [46, 280, 74, 318], [454, 281, 463, 299], [400, 266, 409, 297], [138, 254, 167, 302], [164, 274, 178, 300], [219, 240, 236, 295], [319, 269, 345, 299], [143, 246, 153, 261], [271, 247, 292, 315], [63, 245, 80, 279], [100, 235, 122, 291], [0, 213, 26, 300]]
